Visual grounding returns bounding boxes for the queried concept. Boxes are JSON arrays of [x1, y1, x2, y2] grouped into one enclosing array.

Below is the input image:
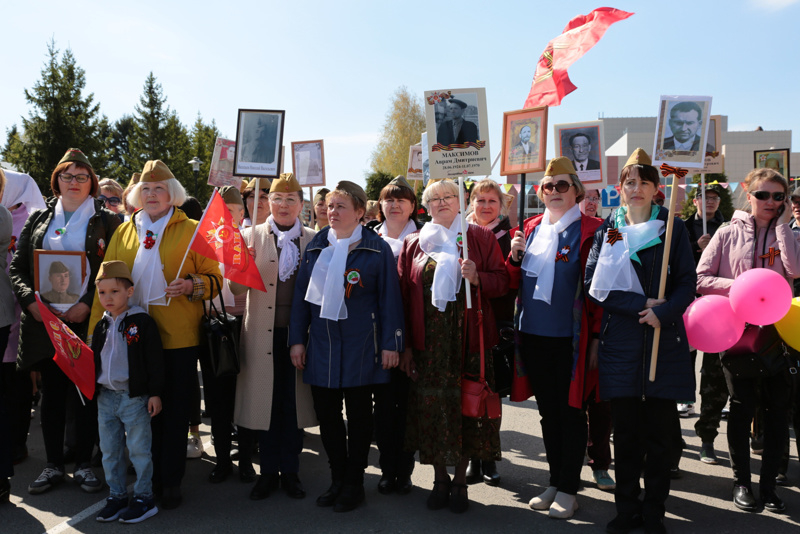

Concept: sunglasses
[[540, 180, 574, 194], [751, 191, 786, 202], [98, 195, 121, 207]]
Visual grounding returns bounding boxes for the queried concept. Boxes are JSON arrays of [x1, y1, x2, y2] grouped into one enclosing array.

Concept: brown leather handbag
[[461, 292, 501, 419]]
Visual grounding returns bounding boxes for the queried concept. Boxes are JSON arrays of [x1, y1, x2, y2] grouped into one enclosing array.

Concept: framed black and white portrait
[[291, 140, 325, 187], [653, 95, 713, 169], [234, 109, 285, 178]]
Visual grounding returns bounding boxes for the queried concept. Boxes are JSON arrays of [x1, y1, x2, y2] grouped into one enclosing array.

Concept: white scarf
[[305, 225, 363, 320], [588, 219, 664, 302], [419, 217, 463, 312], [0, 169, 47, 212], [131, 208, 173, 310], [268, 215, 302, 281], [377, 219, 417, 258], [44, 196, 95, 252], [521, 204, 582, 304]]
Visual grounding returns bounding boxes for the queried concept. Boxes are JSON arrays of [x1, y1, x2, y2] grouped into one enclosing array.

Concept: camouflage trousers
[[694, 352, 730, 444]]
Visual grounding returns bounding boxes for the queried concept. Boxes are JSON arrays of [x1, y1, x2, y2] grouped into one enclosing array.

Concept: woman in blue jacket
[[289, 181, 404, 513], [584, 149, 696, 534]]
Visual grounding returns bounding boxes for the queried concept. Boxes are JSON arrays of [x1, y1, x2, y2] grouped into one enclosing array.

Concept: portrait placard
[[500, 106, 548, 176], [207, 137, 240, 188], [34, 250, 87, 313], [754, 148, 790, 178], [407, 145, 423, 181], [424, 88, 491, 180], [291, 140, 326, 186], [233, 109, 285, 178], [653, 95, 713, 169], [420, 132, 430, 186], [553, 120, 605, 187]]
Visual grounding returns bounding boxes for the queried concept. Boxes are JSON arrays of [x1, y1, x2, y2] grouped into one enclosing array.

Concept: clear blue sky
[[2, 0, 798, 191]]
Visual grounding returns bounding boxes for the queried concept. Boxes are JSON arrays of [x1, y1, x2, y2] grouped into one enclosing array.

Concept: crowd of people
[[0, 146, 799, 533]]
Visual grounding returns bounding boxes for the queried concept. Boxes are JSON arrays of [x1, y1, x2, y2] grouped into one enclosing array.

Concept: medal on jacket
[[54, 227, 66, 236], [125, 324, 139, 345], [555, 245, 570, 263], [97, 238, 106, 259], [606, 228, 622, 246], [345, 269, 363, 298]]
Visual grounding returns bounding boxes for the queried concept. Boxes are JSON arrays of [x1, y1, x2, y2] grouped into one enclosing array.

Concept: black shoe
[[250, 473, 279, 500], [0, 478, 9, 504], [426, 478, 451, 510], [481, 460, 500, 486], [316, 480, 344, 507], [395, 475, 413, 495], [209, 461, 232, 483], [775, 474, 789, 486], [160, 486, 182, 510], [669, 467, 681, 479], [334, 484, 365, 512], [732, 484, 757, 512], [449, 483, 469, 513], [643, 516, 666, 534], [465, 460, 481, 484], [281, 473, 306, 499], [239, 463, 257, 483], [761, 487, 786, 513], [377, 475, 396, 495], [606, 513, 643, 534]]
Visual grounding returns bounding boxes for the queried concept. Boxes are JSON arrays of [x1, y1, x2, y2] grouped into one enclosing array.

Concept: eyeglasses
[[751, 191, 786, 202], [58, 173, 91, 183], [585, 196, 601, 203], [703, 196, 721, 202], [540, 180, 574, 194], [428, 194, 458, 205], [98, 195, 121, 207], [269, 196, 299, 206]]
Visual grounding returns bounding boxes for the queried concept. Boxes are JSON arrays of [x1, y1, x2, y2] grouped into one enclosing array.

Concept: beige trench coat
[[229, 222, 317, 430]]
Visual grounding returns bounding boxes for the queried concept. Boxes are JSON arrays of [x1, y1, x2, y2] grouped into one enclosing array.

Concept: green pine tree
[[188, 114, 222, 204]]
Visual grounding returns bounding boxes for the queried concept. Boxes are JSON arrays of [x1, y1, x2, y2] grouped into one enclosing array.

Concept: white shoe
[[548, 491, 578, 519], [186, 433, 203, 459], [528, 486, 557, 510], [677, 403, 694, 417]]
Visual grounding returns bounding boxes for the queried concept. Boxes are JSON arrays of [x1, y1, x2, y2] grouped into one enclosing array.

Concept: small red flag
[[36, 294, 95, 400], [189, 190, 267, 292], [524, 7, 634, 108]]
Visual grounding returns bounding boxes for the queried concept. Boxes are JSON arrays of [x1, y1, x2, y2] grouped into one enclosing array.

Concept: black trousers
[[723, 368, 791, 490], [587, 396, 613, 472], [374, 369, 415, 479], [311, 384, 374, 486], [151, 346, 197, 488], [611, 397, 676, 522], [258, 328, 303, 474], [197, 344, 236, 463], [520, 333, 588, 495], [37, 357, 97, 468], [0, 326, 12, 478], [1, 362, 31, 462]]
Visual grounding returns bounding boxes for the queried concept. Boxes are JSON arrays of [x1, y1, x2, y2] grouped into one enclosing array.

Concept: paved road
[[2, 363, 799, 533]]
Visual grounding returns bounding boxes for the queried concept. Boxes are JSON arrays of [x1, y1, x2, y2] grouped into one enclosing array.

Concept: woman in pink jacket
[[697, 168, 800, 514]]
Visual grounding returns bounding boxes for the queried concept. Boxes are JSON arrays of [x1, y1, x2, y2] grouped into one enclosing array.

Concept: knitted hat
[[544, 157, 576, 177], [388, 175, 414, 191], [49, 261, 69, 275], [96, 260, 133, 284], [140, 160, 175, 183], [624, 148, 653, 168], [333, 181, 367, 207], [270, 172, 302, 194], [219, 186, 243, 206], [58, 148, 93, 170]]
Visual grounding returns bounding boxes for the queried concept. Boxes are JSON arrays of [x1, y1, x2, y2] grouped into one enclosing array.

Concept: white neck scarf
[[378, 219, 417, 258], [521, 203, 582, 304], [418, 216, 463, 312], [131, 208, 173, 310], [305, 225, 363, 320], [44, 196, 95, 252], [268, 215, 302, 281]]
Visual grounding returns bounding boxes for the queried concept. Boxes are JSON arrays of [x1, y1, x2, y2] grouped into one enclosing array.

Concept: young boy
[[92, 261, 164, 523]]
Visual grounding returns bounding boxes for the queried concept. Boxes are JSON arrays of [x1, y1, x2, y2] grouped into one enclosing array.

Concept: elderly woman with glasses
[[10, 149, 121, 496], [98, 178, 125, 221], [398, 179, 508, 514]]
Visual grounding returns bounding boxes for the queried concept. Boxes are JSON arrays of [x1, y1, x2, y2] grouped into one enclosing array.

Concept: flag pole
[[700, 173, 707, 235], [458, 175, 472, 309], [518, 173, 527, 261], [308, 187, 315, 228], [74, 384, 86, 407], [167, 190, 216, 306]]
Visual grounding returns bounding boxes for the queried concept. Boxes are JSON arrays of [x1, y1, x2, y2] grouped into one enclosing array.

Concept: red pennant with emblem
[[189, 190, 267, 293], [36, 294, 95, 400]]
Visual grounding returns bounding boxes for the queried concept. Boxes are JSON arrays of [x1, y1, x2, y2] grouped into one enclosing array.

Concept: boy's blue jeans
[[97, 387, 154, 499]]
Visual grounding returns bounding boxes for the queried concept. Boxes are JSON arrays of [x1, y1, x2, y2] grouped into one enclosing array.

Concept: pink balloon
[[729, 268, 792, 325], [683, 296, 745, 353]]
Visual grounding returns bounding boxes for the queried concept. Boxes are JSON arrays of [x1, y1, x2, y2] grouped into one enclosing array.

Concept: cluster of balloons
[[684, 268, 795, 353]]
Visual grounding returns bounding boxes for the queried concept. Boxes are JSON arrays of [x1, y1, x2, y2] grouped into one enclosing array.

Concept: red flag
[[189, 190, 267, 292], [36, 294, 95, 400], [524, 7, 634, 108]]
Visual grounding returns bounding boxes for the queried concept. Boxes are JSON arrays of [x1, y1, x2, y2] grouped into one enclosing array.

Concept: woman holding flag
[[584, 149, 695, 534], [10, 149, 120, 496], [88, 160, 221, 510]]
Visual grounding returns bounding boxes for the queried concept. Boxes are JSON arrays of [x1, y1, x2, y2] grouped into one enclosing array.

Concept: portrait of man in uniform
[[240, 114, 278, 164], [41, 261, 79, 305]]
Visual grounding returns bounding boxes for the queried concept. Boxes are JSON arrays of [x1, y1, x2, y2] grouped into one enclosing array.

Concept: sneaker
[[186, 432, 203, 459], [74, 466, 103, 493], [592, 470, 616, 490], [677, 403, 694, 417], [699, 443, 719, 465], [28, 464, 64, 494], [775, 473, 789, 486], [96, 496, 128, 522], [118, 496, 158, 523], [721, 406, 730, 419]]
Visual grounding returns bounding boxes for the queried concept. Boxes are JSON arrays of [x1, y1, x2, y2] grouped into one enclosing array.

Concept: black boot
[[316, 480, 344, 507], [334, 484, 365, 512], [481, 460, 500, 486], [465, 459, 482, 484]]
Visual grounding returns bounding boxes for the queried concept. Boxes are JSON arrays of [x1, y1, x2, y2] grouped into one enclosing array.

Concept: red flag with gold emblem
[[524, 7, 633, 108], [189, 190, 267, 292], [36, 294, 95, 400]]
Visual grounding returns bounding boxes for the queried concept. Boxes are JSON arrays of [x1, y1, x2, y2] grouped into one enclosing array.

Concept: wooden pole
[[458, 175, 472, 309], [517, 173, 526, 261], [649, 174, 679, 382], [700, 173, 707, 235], [308, 186, 315, 228]]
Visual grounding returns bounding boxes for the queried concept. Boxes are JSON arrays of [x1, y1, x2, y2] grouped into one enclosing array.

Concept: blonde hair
[[128, 178, 188, 209], [98, 178, 124, 198], [469, 179, 512, 216], [421, 180, 459, 209], [744, 168, 787, 194]]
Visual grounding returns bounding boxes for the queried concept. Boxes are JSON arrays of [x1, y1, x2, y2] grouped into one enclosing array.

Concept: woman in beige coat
[[229, 173, 316, 501]]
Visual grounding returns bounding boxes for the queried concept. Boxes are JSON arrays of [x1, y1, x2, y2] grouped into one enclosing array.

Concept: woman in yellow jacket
[[89, 160, 221, 510]]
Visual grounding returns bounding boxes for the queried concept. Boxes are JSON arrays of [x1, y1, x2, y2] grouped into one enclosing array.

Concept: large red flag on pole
[[188, 190, 267, 292], [524, 7, 634, 108], [36, 294, 95, 400]]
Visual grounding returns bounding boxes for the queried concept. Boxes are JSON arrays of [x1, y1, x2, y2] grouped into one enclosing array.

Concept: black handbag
[[201, 274, 240, 378], [720, 324, 789, 379], [491, 321, 514, 397]]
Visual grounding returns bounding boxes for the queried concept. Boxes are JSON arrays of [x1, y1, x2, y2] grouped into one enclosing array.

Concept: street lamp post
[[189, 156, 203, 198]]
